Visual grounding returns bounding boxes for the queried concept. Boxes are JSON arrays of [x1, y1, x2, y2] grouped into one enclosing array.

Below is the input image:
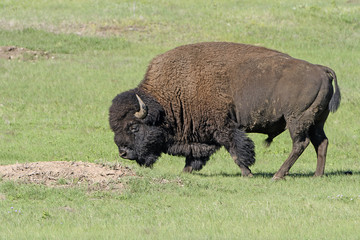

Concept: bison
[[109, 42, 341, 179]]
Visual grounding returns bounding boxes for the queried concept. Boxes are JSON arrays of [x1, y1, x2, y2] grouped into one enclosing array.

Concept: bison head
[[109, 90, 167, 167]]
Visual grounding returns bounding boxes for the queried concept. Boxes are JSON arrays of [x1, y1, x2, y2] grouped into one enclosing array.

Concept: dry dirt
[[0, 161, 136, 191], [0, 46, 52, 61]]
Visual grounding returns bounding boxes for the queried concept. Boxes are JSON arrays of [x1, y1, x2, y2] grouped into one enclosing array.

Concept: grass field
[[0, 0, 360, 239]]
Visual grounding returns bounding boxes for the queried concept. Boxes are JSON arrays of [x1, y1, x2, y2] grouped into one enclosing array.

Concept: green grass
[[1, 0, 360, 239], [1, 173, 360, 239]]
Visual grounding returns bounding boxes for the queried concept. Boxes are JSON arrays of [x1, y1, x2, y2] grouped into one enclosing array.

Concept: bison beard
[[109, 42, 341, 179], [132, 126, 165, 168]]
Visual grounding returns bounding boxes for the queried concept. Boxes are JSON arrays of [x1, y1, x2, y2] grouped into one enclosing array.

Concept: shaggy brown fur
[[110, 42, 340, 179]]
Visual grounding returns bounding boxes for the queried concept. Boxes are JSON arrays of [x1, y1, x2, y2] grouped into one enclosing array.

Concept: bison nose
[[118, 147, 137, 160], [119, 150, 128, 159]]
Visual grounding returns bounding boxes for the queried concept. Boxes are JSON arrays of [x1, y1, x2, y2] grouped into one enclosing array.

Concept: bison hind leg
[[273, 131, 310, 180], [309, 123, 329, 177]]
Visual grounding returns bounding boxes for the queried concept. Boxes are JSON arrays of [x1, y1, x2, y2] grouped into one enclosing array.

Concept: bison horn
[[134, 94, 148, 119]]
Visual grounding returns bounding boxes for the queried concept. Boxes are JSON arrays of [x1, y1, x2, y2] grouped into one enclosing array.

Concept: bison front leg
[[231, 155, 253, 177], [230, 130, 255, 177], [183, 156, 209, 173], [216, 129, 256, 177]]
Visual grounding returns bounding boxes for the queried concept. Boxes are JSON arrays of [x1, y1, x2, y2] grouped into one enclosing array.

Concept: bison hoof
[[240, 167, 253, 177], [243, 173, 253, 178], [183, 166, 193, 173], [272, 175, 285, 181]]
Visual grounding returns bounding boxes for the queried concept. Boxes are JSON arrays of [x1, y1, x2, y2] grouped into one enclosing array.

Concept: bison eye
[[129, 124, 139, 133]]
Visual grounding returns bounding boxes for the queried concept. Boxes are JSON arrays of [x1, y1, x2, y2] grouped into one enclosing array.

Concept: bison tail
[[325, 67, 341, 113]]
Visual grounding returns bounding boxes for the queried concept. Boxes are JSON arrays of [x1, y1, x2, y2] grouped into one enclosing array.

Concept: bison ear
[[134, 94, 148, 119]]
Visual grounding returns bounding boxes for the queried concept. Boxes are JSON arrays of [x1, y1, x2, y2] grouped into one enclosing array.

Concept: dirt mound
[[0, 46, 52, 61], [0, 161, 136, 191]]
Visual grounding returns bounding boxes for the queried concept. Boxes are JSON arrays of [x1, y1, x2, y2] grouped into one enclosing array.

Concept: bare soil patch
[[0, 46, 52, 61], [0, 161, 136, 191]]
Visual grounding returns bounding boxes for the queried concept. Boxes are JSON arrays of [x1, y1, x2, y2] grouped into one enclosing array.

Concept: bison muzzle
[[109, 42, 341, 179]]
